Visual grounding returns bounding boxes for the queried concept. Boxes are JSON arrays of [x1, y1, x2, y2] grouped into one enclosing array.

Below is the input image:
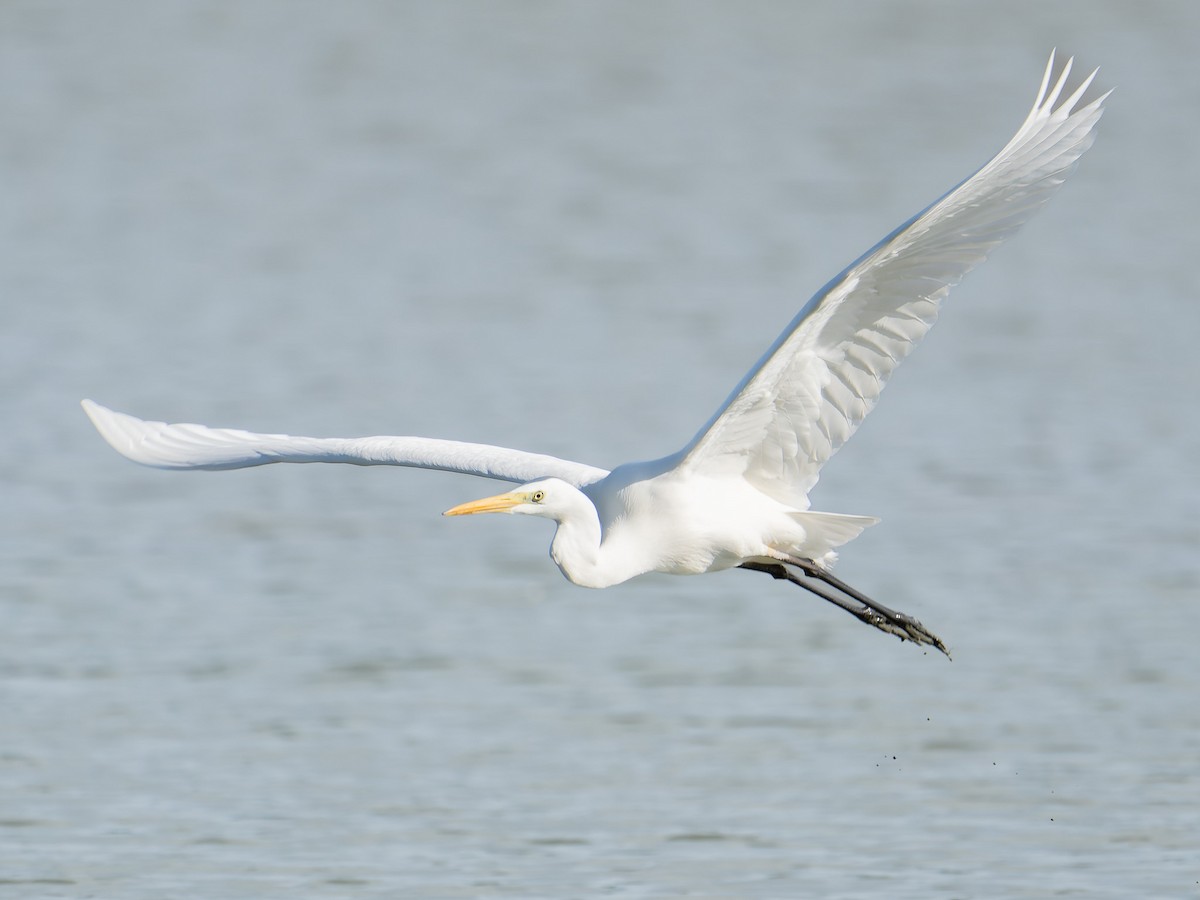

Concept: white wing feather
[[81, 400, 609, 488], [679, 53, 1109, 506]]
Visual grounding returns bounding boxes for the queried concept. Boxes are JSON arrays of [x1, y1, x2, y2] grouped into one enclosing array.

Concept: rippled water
[[3, 2, 1199, 897]]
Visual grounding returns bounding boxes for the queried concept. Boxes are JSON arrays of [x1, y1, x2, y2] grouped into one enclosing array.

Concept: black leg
[[739, 560, 950, 658], [738, 561, 876, 618]]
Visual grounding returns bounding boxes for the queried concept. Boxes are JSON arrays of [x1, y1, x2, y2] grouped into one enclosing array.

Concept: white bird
[[83, 54, 1108, 657]]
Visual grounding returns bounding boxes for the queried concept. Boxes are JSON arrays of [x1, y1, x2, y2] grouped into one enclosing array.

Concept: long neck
[[547, 491, 619, 589]]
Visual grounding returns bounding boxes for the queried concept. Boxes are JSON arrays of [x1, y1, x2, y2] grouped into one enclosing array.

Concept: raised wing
[[82, 400, 609, 488], [677, 53, 1107, 507]]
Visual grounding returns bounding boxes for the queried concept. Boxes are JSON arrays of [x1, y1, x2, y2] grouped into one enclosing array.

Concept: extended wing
[[678, 53, 1108, 507], [82, 400, 609, 488]]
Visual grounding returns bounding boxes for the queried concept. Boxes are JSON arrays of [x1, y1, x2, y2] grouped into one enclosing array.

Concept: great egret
[[83, 54, 1107, 657]]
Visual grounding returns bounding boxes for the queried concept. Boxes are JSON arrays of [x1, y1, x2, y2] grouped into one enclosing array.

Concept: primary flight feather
[[84, 53, 1108, 656]]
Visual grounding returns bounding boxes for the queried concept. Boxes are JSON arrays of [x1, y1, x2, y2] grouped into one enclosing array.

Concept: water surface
[[2, 2, 1198, 897]]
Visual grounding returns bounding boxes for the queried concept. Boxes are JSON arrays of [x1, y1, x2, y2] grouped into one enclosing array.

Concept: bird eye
[[531, 490, 545, 502]]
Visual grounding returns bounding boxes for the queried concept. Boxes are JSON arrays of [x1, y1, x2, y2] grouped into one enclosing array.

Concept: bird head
[[443, 478, 570, 520]]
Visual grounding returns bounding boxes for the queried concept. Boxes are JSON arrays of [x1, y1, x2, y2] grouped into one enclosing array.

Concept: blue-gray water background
[[3, 2, 1198, 897]]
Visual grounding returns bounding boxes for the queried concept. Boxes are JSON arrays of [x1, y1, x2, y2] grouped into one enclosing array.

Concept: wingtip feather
[[82, 399, 178, 468], [1034, 50, 1057, 110]]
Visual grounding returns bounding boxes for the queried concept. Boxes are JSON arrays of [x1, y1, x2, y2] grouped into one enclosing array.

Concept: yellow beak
[[443, 491, 523, 516]]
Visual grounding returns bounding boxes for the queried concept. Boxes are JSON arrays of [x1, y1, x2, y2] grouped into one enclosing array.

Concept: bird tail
[[787, 511, 879, 565]]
